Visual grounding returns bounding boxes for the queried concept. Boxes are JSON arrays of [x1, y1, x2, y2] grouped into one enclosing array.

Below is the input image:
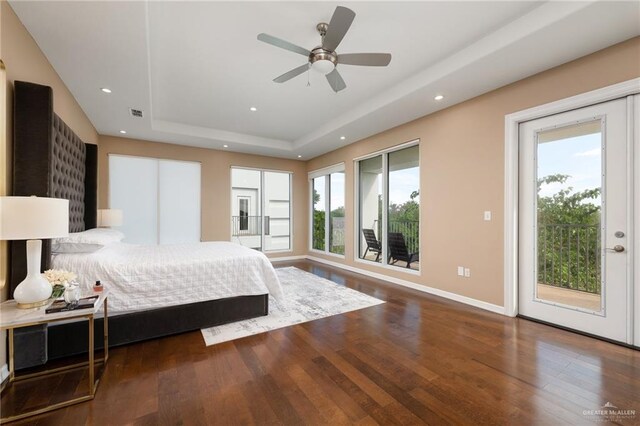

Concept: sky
[[389, 167, 420, 205], [537, 132, 602, 206]]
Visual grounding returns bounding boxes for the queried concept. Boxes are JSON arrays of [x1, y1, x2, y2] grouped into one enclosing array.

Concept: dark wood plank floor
[[7, 260, 640, 425]]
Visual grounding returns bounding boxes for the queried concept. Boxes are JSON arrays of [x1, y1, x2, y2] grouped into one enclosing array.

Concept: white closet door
[[109, 155, 158, 245], [158, 160, 201, 244]]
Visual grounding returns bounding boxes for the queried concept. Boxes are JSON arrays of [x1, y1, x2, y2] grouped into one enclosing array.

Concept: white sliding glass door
[[109, 155, 201, 245], [231, 167, 291, 252], [356, 142, 420, 271]]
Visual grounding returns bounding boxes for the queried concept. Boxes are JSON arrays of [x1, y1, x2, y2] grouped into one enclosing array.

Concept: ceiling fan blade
[[257, 33, 311, 57], [273, 63, 310, 83], [322, 6, 355, 52], [326, 69, 346, 93], [338, 53, 392, 67]]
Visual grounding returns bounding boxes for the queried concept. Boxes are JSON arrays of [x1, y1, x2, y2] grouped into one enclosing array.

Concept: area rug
[[201, 266, 385, 346]]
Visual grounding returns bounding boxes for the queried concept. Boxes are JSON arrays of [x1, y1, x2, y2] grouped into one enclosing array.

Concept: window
[[231, 167, 291, 252], [357, 142, 419, 270], [310, 163, 345, 256], [238, 198, 249, 231], [109, 155, 201, 245]]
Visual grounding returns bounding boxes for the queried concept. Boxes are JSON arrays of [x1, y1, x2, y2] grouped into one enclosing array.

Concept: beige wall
[[98, 136, 308, 258], [307, 37, 640, 307]]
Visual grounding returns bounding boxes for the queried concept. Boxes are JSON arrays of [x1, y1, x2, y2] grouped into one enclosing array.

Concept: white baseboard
[[0, 364, 9, 383], [269, 255, 307, 263], [306, 255, 506, 316]]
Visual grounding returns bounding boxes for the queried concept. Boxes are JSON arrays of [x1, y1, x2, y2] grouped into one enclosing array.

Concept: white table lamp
[[97, 209, 123, 227], [0, 196, 69, 308]]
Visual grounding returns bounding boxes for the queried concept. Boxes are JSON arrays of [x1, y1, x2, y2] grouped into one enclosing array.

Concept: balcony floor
[[536, 283, 601, 311], [361, 253, 420, 271]]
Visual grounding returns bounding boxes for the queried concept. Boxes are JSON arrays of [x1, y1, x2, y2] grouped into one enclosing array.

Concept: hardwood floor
[[6, 260, 640, 425]]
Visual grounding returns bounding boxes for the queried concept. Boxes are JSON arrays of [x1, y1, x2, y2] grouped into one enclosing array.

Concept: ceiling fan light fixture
[[311, 59, 335, 75], [257, 6, 390, 93]]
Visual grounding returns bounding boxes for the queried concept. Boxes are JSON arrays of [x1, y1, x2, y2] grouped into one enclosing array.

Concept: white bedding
[[51, 241, 283, 314]]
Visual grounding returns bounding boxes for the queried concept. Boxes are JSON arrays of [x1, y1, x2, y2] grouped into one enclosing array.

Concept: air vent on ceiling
[[129, 108, 144, 118]]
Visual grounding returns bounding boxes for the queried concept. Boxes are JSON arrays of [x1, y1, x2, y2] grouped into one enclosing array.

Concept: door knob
[[606, 245, 625, 253]]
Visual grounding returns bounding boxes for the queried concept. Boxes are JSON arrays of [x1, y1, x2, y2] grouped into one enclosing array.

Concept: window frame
[[354, 140, 421, 274], [308, 163, 346, 258]]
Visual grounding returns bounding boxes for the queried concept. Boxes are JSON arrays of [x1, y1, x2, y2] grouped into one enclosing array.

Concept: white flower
[[43, 269, 77, 286]]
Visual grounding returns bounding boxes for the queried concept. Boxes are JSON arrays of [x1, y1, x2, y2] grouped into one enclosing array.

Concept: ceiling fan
[[257, 6, 392, 93]]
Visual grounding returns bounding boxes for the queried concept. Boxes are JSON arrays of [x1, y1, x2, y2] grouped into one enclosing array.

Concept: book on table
[[46, 295, 99, 314]]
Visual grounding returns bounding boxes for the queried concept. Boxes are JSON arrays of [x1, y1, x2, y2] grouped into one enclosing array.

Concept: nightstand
[[0, 291, 109, 424]]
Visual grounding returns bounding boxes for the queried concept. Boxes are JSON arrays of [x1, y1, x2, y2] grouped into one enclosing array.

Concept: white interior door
[[519, 98, 632, 343]]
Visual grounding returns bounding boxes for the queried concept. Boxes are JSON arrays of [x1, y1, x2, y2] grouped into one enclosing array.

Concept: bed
[[10, 81, 278, 367], [51, 240, 283, 315]]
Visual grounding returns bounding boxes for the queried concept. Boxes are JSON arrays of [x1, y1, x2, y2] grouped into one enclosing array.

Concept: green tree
[[312, 189, 325, 250], [313, 188, 345, 253], [537, 174, 601, 293], [386, 190, 420, 253]]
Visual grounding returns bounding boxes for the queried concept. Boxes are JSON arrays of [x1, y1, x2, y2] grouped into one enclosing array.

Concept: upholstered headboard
[[52, 114, 87, 232], [10, 81, 97, 295]]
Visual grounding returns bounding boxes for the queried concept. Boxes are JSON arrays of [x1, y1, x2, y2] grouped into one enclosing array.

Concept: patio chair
[[362, 228, 382, 262], [388, 232, 419, 268]]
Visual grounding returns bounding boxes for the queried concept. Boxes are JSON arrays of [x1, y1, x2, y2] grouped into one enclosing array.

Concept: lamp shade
[[97, 209, 123, 227], [0, 196, 69, 240]]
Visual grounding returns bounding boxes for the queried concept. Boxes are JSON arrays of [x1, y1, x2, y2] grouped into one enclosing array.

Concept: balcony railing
[[372, 220, 420, 254], [538, 223, 600, 294], [231, 215, 270, 236]]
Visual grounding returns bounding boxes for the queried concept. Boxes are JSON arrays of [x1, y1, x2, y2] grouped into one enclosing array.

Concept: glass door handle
[[606, 245, 625, 253]]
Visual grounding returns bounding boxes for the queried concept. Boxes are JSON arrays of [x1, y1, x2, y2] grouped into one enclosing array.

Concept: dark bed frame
[[10, 81, 268, 369]]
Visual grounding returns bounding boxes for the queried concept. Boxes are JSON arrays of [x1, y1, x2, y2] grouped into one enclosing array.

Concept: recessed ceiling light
[[297, 155, 302, 158], [434, 94, 444, 101], [119, 130, 126, 134], [250, 107, 257, 112], [223, 144, 229, 148], [340, 136, 346, 140], [101, 88, 112, 93]]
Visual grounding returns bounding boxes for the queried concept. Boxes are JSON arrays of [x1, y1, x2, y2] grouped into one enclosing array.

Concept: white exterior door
[[518, 98, 632, 343]]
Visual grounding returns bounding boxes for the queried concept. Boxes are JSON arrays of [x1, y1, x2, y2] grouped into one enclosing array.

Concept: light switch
[[457, 266, 464, 276], [464, 268, 471, 278], [484, 211, 492, 221]]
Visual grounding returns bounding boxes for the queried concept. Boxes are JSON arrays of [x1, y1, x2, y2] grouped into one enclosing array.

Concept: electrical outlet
[[464, 268, 471, 278], [484, 211, 492, 221], [457, 266, 464, 276]]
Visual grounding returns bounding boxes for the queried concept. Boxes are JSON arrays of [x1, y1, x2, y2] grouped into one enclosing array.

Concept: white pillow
[[54, 228, 125, 246], [52, 242, 104, 254]]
